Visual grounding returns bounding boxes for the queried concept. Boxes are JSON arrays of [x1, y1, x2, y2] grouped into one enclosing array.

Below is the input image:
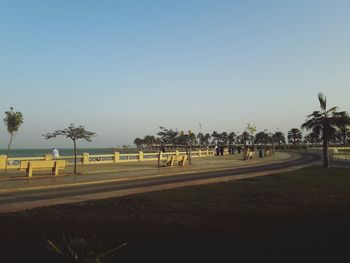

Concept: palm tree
[[303, 132, 321, 146], [240, 131, 250, 146], [197, 133, 206, 146], [203, 133, 211, 146], [219, 132, 228, 146], [301, 93, 350, 168], [272, 131, 286, 145], [134, 138, 144, 148], [246, 123, 257, 147], [177, 131, 189, 146], [228, 132, 236, 146], [254, 131, 268, 147], [3, 107, 23, 176], [143, 135, 157, 147], [339, 126, 350, 145], [287, 128, 303, 144], [330, 130, 343, 144], [188, 132, 197, 145], [211, 131, 219, 145]]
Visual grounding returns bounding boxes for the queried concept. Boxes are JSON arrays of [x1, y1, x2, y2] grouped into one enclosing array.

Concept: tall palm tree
[[3, 107, 23, 176], [301, 93, 350, 168], [287, 128, 303, 144]]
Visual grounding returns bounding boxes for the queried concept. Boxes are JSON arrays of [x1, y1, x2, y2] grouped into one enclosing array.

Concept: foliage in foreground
[[45, 233, 127, 263], [0, 166, 350, 262]]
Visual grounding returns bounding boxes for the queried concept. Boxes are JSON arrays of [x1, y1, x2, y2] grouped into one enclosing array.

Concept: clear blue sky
[[1, 0, 349, 148]]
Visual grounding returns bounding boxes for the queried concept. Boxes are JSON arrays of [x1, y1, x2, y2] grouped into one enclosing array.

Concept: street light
[[181, 130, 193, 165], [268, 132, 275, 159], [188, 130, 192, 165]]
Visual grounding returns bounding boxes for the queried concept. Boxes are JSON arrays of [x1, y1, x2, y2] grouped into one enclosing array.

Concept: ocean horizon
[[0, 148, 137, 157]]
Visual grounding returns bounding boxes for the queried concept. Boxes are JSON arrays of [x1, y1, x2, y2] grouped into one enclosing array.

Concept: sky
[[0, 0, 349, 148]]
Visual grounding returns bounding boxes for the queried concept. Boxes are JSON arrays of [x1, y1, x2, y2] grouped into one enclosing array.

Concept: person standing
[[52, 148, 59, 158]]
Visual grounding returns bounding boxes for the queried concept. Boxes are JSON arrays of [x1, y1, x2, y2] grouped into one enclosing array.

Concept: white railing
[[330, 149, 350, 161], [0, 149, 217, 169]]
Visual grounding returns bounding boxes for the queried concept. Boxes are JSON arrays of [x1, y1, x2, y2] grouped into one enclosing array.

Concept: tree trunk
[[322, 135, 329, 168], [73, 139, 77, 174], [4, 133, 14, 176]]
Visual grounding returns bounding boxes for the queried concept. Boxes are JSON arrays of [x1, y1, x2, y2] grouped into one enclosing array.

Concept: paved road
[[0, 152, 322, 212]]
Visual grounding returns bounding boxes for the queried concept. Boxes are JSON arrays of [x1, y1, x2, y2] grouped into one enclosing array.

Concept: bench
[[165, 155, 187, 167], [243, 151, 255, 160], [19, 160, 66, 177], [265, 150, 272, 157]]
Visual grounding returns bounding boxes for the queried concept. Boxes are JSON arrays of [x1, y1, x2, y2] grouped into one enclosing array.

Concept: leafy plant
[[45, 234, 127, 263]]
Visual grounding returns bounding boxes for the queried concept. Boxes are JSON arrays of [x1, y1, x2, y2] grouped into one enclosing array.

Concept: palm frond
[[327, 106, 338, 114], [306, 111, 322, 119], [97, 242, 128, 261], [318, 92, 327, 111]]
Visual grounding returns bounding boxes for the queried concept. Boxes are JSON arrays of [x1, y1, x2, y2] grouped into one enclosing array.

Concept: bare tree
[[44, 124, 96, 174]]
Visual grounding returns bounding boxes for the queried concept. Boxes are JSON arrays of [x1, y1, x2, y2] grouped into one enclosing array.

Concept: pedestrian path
[[0, 152, 293, 192]]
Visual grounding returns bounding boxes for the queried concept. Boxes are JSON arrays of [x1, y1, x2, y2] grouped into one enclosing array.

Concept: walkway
[[0, 152, 293, 193]]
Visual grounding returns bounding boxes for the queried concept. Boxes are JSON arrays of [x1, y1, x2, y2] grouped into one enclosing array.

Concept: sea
[[0, 148, 139, 157]]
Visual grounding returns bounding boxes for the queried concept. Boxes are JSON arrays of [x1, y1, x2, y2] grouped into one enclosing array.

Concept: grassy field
[[0, 166, 349, 262]]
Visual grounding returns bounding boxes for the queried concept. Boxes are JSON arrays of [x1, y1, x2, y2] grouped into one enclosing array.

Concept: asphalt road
[[0, 152, 322, 211]]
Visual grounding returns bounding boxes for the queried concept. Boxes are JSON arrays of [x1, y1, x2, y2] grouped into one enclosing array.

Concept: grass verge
[[0, 166, 349, 262]]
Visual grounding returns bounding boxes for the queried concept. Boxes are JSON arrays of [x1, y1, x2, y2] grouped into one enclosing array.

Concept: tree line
[[134, 126, 350, 149], [3, 93, 350, 172]]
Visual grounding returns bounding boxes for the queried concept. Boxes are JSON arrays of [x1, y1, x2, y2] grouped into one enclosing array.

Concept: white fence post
[[114, 152, 120, 163]]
